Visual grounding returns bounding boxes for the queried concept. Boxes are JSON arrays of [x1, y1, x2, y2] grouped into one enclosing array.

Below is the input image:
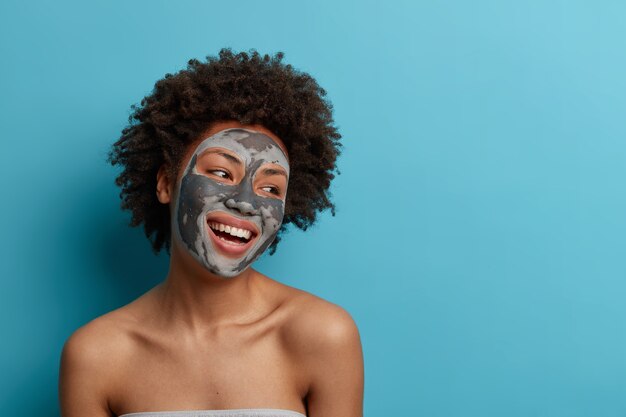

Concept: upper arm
[[295, 302, 364, 417], [58, 323, 114, 417]]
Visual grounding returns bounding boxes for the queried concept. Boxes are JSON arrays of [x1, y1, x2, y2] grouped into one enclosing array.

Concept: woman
[[58, 49, 364, 417]]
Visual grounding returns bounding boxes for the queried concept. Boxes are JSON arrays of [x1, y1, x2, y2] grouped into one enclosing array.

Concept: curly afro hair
[[108, 48, 342, 255]]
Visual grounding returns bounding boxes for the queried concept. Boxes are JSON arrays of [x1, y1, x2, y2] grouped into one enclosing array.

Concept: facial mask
[[173, 128, 289, 278]]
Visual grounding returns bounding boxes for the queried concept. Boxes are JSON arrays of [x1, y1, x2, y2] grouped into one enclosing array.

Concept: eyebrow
[[201, 150, 286, 177], [258, 167, 287, 178], [203, 150, 243, 166]]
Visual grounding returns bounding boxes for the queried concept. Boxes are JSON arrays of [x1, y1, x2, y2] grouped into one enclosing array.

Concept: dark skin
[[59, 120, 364, 417]]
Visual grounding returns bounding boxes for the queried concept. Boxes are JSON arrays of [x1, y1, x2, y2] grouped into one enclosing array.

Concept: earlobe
[[156, 165, 172, 204]]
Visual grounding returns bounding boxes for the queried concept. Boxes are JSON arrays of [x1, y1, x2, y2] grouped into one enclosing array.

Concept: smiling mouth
[[207, 221, 257, 245], [203, 211, 261, 258]]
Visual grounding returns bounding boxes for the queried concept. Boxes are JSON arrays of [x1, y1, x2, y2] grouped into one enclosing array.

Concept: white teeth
[[208, 221, 254, 241], [217, 235, 245, 245]]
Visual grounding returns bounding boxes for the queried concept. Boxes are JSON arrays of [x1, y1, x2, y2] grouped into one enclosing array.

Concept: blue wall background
[[1, 1, 625, 416]]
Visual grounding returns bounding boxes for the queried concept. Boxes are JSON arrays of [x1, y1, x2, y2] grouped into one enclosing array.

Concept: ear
[[156, 164, 173, 204]]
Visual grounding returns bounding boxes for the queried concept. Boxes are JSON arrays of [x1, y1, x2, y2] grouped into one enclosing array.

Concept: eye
[[260, 185, 281, 196], [208, 169, 231, 180]]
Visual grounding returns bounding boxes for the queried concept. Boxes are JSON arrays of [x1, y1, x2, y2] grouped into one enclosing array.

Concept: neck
[[154, 241, 263, 333]]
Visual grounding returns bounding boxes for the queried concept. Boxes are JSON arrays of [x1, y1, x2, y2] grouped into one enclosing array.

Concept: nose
[[225, 196, 259, 216]]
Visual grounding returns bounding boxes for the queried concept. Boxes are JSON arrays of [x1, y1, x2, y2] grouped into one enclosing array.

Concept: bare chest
[[108, 328, 306, 416]]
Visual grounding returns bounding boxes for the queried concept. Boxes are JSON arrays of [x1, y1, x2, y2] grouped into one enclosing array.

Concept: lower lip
[[206, 223, 257, 258]]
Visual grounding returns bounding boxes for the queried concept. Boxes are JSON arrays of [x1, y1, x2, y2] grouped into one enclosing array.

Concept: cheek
[[177, 174, 232, 216], [259, 200, 286, 234]]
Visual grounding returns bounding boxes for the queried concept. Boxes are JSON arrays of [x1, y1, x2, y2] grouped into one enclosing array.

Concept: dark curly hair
[[108, 48, 341, 255]]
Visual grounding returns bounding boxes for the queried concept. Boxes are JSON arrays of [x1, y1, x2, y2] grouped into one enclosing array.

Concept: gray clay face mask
[[173, 128, 289, 278]]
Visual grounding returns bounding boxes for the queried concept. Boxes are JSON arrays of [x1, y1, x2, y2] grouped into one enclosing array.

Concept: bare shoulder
[[259, 275, 364, 416], [61, 306, 136, 364], [274, 282, 362, 358], [59, 304, 139, 417], [60, 304, 140, 389], [274, 282, 364, 414]]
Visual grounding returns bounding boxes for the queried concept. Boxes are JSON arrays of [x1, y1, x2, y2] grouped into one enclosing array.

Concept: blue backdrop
[[1, 1, 625, 416]]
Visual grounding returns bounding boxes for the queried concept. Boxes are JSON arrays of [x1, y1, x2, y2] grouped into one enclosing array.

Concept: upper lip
[[205, 211, 260, 237]]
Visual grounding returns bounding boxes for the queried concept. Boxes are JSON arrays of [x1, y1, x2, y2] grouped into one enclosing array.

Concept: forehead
[[192, 128, 289, 172]]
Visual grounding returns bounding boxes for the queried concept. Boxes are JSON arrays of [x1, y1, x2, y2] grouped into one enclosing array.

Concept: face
[[172, 127, 289, 278]]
